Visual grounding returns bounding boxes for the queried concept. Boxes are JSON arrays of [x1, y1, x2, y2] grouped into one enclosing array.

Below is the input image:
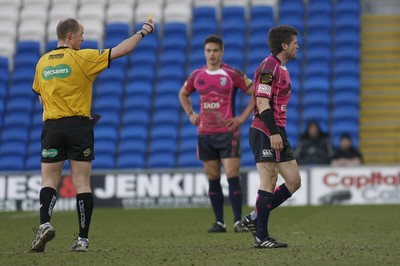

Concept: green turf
[[1, 205, 399, 266]]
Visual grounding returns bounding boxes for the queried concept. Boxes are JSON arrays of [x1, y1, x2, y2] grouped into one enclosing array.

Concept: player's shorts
[[249, 126, 295, 163], [41, 116, 94, 163], [198, 132, 241, 161]]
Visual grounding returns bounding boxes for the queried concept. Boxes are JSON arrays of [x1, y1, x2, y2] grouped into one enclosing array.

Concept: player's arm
[[178, 84, 199, 126], [257, 97, 283, 151], [110, 18, 154, 60]]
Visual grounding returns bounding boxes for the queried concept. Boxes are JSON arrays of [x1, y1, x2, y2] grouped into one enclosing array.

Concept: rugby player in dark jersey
[[241, 25, 302, 248], [179, 35, 255, 233]]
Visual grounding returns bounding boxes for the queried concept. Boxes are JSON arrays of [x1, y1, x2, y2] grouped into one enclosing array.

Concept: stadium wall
[[1, 166, 399, 212]]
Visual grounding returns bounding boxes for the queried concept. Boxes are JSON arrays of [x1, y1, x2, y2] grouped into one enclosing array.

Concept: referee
[[29, 17, 154, 252]]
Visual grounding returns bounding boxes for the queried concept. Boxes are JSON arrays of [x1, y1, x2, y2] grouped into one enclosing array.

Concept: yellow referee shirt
[[32, 47, 110, 121]]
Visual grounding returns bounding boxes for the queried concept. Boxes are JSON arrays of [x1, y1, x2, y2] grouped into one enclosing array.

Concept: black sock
[[271, 183, 292, 210], [76, 193, 93, 239], [256, 190, 273, 241], [39, 187, 57, 225], [208, 179, 224, 224], [228, 177, 242, 223]]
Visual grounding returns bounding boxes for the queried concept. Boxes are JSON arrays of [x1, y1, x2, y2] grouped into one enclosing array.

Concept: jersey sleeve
[[254, 62, 277, 100], [76, 49, 111, 80], [183, 71, 197, 93]]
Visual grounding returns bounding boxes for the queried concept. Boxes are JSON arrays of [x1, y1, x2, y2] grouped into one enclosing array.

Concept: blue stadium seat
[[250, 5, 274, 22], [223, 48, 245, 69], [117, 153, 146, 169], [130, 50, 158, 66], [153, 95, 181, 112], [163, 22, 188, 38], [306, 47, 332, 62], [127, 65, 157, 83], [149, 139, 178, 154], [249, 17, 274, 37], [177, 151, 202, 168], [95, 81, 124, 97], [105, 23, 130, 40], [93, 95, 123, 113], [92, 154, 116, 169], [16, 41, 41, 57], [3, 112, 31, 128], [303, 77, 330, 93], [151, 125, 178, 140], [0, 141, 26, 156], [335, 15, 360, 33], [121, 109, 151, 127], [335, 32, 360, 48], [156, 80, 182, 95], [46, 40, 58, 52], [96, 67, 126, 84], [14, 53, 39, 70], [332, 91, 359, 108], [152, 109, 180, 125], [302, 106, 330, 129], [1, 127, 29, 142], [161, 35, 188, 52], [119, 125, 148, 141], [308, 0, 333, 17], [307, 14, 333, 35], [126, 80, 154, 97], [180, 124, 198, 139], [333, 61, 359, 79], [335, 0, 361, 17], [159, 50, 187, 68], [123, 95, 152, 112], [332, 76, 360, 92], [334, 46, 360, 63], [5, 97, 34, 112], [147, 152, 177, 168], [28, 140, 41, 156], [8, 83, 36, 98], [80, 40, 99, 49], [307, 32, 332, 48], [331, 107, 359, 127], [179, 138, 197, 153], [221, 18, 246, 37], [304, 61, 331, 79], [95, 126, 119, 142], [158, 65, 186, 83], [97, 110, 121, 127], [279, 14, 304, 33], [118, 139, 147, 155], [302, 91, 330, 108], [286, 60, 301, 80], [0, 155, 25, 171], [95, 139, 117, 156], [331, 121, 359, 146], [25, 155, 41, 170]]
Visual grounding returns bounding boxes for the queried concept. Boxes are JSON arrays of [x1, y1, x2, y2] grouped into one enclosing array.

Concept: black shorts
[[249, 126, 295, 163], [41, 116, 94, 163], [198, 132, 241, 161]]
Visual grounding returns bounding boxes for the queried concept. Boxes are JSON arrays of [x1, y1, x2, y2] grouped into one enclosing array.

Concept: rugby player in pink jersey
[[241, 25, 302, 248], [179, 35, 255, 233]]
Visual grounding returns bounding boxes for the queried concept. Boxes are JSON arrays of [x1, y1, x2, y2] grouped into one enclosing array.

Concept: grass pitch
[[1, 205, 399, 266]]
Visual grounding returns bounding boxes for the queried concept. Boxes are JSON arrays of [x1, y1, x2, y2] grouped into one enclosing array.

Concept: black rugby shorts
[[41, 116, 94, 162]]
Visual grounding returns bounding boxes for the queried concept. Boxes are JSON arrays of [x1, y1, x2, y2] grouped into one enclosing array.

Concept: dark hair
[[56, 18, 80, 40], [268, 25, 298, 55], [204, 34, 224, 50]]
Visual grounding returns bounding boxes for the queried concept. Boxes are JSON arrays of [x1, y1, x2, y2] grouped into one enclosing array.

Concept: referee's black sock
[[208, 179, 224, 224], [256, 190, 273, 241], [76, 193, 93, 239], [271, 183, 292, 210], [227, 176, 242, 223], [39, 187, 57, 225]]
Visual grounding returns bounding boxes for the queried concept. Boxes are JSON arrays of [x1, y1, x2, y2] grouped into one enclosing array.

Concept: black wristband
[[260, 109, 279, 135], [136, 30, 145, 39]]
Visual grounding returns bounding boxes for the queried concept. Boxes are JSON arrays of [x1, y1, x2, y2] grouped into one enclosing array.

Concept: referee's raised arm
[[110, 18, 154, 60]]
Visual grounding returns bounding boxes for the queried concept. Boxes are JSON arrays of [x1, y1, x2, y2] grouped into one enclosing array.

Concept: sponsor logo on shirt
[[260, 72, 273, 85], [257, 84, 271, 96], [220, 77, 227, 86], [42, 64, 72, 80], [203, 102, 220, 109]]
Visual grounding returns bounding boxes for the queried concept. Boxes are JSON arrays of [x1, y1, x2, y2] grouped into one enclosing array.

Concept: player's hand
[[225, 117, 242, 131], [270, 134, 283, 151], [189, 113, 200, 126], [142, 18, 154, 35]]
